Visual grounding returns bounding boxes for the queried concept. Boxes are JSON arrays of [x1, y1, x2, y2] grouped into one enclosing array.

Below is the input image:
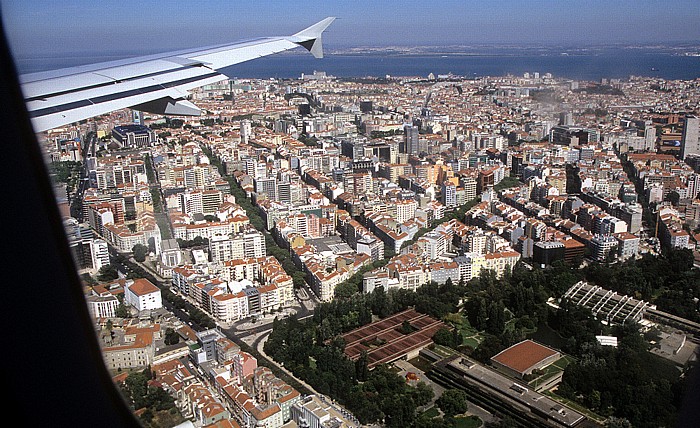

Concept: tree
[[471, 334, 503, 363], [433, 327, 457, 348], [189, 307, 216, 328], [80, 272, 97, 286], [298, 133, 319, 147], [118, 368, 180, 424], [436, 388, 468, 417], [335, 281, 359, 299], [381, 393, 416, 428], [123, 370, 149, 409], [370, 287, 391, 318], [115, 302, 130, 318], [132, 244, 148, 262], [485, 300, 507, 335], [355, 350, 369, 382], [168, 118, 184, 128], [97, 264, 119, 282], [494, 176, 521, 191], [50, 160, 81, 183], [665, 190, 680, 206], [411, 381, 434, 407], [400, 320, 416, 334], [292, 271, 307, 289], [164, 327, 180, 346], [605, 417, 633, 428]]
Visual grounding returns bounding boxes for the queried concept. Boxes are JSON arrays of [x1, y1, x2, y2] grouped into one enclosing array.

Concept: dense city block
[[44, 69, 700, 428]]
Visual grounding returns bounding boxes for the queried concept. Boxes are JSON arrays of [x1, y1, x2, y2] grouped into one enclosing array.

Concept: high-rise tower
[[681, 115, 700, 160]]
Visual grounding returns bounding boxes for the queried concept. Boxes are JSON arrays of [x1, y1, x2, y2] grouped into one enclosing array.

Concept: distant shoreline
[[13, 47, 700, 81]]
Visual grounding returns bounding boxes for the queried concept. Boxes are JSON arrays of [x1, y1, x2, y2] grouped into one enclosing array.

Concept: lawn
[[527, 367, 561, 389], [419, 409, 482, 428], [454, 415, 482, 428], [421, 406, 440, 419], [526, 356, 574, 389], [463, 337, 481, 349], [407, 356, 434, 373], [443, 313, 484, 349], [552, 355, 574, 369], [431, 344, 458, 358]]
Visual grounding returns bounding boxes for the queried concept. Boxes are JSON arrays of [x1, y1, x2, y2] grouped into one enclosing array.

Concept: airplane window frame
[[2, 6, 700, 428]]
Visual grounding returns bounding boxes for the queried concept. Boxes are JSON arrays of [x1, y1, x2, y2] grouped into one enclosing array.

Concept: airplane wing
[[19, 17, 335, 132]]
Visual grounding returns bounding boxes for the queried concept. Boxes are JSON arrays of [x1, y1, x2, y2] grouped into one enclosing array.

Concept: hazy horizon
[[3, 0, 700, 58]]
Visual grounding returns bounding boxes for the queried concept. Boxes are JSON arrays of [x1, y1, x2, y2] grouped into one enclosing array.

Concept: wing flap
[[29, 70, 226, 131], [131, 98, 201, 116]]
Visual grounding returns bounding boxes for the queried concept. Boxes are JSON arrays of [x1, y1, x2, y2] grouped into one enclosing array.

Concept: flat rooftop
[[491, 339, 559, 375], [307, 236, 354, 255], [441, 356, 586, 427], [295, 395, 359, 427], [113, 124, 151, 133]]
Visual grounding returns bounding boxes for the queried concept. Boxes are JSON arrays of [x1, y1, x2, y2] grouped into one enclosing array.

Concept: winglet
[[290, 17, 335, 59]]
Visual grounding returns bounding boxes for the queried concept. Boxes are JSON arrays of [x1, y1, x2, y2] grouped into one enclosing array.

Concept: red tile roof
[[128, 278, 159, 296], [491, 340, 558, 374]]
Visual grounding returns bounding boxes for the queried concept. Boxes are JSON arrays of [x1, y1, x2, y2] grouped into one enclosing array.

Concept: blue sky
[[2, 0, 700, 56]]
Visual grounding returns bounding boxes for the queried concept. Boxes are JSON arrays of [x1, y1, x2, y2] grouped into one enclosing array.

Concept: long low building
[[563, 281, 648, 325], [341, 308, 447, 369], [432, 355, 586, 428]]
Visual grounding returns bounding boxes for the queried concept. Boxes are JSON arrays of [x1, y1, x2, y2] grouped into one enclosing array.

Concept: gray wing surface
[[20, 17, 335, 132]]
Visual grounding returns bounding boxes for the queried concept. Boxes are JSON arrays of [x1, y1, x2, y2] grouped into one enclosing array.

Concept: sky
[[2, 0, 700, 58]]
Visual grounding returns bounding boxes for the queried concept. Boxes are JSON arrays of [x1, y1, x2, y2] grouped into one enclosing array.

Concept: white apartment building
[[103, 220, 162, 254], [211, 292, 249, 323], [86, 292, 119, 319], [393, 199, 418, 223], [173, 216, 249, 241], [90, 238, 110, 272], [124, 278, 163, 312], [590, 234, 619, 262], [209, 230, 266, 264], [614, 232, 640, 260]]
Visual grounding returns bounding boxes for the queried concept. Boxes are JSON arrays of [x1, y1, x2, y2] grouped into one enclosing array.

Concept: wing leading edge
[[21, 17, 335, 132]]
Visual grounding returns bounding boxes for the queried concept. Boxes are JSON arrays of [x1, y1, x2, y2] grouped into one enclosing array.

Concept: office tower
[[559, 112, 573, 126], [132, 109, 144, 125], [240, 119, 253, 144], [404, 125, 419, 155], [681, 115, 699, 160], [276, 181, 291, 204], [111, 124, 155, 148], [255, 177, 277, 200], [442, 181, 457, 208], [644, 124, 656, 151]]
